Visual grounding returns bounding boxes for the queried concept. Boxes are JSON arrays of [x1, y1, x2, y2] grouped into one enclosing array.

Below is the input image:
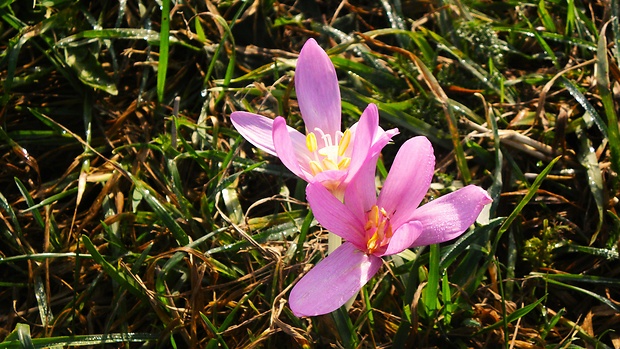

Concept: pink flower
[[289, 136, 493, 317], [230, 39, 398, 198]]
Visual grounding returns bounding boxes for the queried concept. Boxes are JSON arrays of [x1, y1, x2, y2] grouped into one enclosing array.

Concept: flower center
[[364, 205, 393, 255], [305, 128, 352, 176]]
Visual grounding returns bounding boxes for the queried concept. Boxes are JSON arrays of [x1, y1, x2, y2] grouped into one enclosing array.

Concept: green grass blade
[[21, 188, 79, 212], [131, 179, 190, 246], [81, 235, 151, 304], [422, 244, 440, 316], [495, 156, 561, 243], [331, 306, 358, 349], [545, 278, 620, 312], [473, 296, 546, 336], [201, 313, 230, 349], [14, 178, 45, 230], [576, 125, 604, 243], [561, 77, 607, 138], [157, 0, 170, 103], [596, 21, 620, 179]]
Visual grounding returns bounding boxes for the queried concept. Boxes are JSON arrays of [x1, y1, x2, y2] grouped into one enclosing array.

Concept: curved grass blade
[[544, 278, 620, 312], [495, 156, 561, 243], [3, 323, 34, 349], [201, 313, 230, 349], [202, 1, 250, 88], [0, 191, 25, 253], [440, 217, 503, 269], [14, 178, 45, 229], [21, 188, 79, 212], [131, 178, 190, 246], [530, 272, 620, 286], [63, 45, 118, 95], [81, 235, 150, 304], [494, 26, 597, 51], [473, 295, 546, 336], [332, 306, 358, 349], [561, 77, 607, 137]]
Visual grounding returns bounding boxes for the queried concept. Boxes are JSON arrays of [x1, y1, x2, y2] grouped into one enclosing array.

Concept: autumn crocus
[[289, 136, 493, 317], [230, 38, 397, 199]]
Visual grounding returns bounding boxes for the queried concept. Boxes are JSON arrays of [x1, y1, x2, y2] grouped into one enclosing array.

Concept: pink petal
[[231, 112, 307, 158], [306, 182, 366, 247], [377, 136, 435, 228], [272, 116, 310, 181], [289, 242, 382, 317], [312, 170, 347, 185], [230, 111, 278, 156], [344, 104, 378, 184], [409, 185, 492, 247], [343, 152, 379, 219], [370, 126, 399, 158], [295, 38, 341, 136], [378, 221, 423, 256]]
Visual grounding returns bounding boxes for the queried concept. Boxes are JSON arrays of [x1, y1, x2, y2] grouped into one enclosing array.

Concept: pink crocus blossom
[[230, 38, 397, 198], [289, 136, 493, 317]]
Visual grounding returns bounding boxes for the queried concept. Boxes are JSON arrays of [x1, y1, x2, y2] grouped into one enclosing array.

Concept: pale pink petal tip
[[230, 111, 277, 156], [295, 38, 341, 135], [289, 242, 382, 317], [410, 185, 492, 247]]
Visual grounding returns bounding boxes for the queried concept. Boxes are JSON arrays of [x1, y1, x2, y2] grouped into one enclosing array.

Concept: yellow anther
[[367, 232, 380, 254], [337, 157, 351, 170], [385, 225, 393, 239], [306, 132, 318, 152], [322, 158, 339, 171], [380, 207, 388, 217], [364, 205, 395, 254], [377, 220, 387, 238], [309, 161, 323, 176], [338, 129, 351, 156], [369, 205, 379, 226]]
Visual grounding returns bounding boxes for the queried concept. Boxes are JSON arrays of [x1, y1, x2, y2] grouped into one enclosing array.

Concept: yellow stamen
[[364, 205, 395, 254], [338, 129, 351, 156], [306, 132, 318, 152], [376, 220, 387, 239], [369, 205, 379, 226], [309, 161, 323, 176], [322, 158, 339, 171], [337, 157, 351, 170], [367, 232, 380, 254]]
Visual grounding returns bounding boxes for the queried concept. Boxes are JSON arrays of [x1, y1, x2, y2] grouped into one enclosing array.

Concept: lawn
[[1, 0, 619, 348]]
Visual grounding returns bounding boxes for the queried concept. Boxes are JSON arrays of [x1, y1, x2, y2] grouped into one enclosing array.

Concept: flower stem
[[327, 232, 341, 255]]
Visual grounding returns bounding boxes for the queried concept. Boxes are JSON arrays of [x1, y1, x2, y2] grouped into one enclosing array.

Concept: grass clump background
[[1, 0, 620, 348]]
